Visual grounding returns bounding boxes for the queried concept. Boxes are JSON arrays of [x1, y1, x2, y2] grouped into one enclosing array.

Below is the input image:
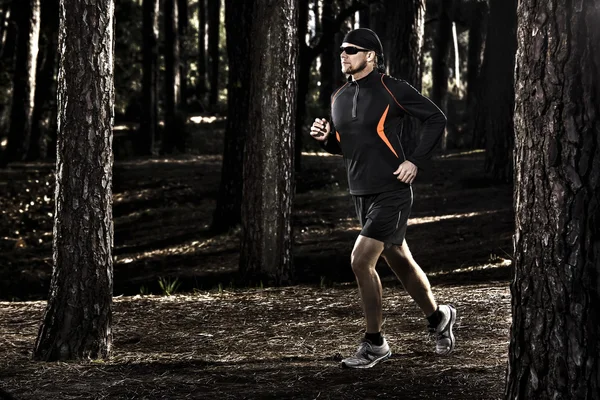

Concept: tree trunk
[[162, 0, 183, 154], [466, 0, 487, 149], [386, 0, 425, 157], [33, 0, 114, 361], [139, 0, 159, 156], [431, 0, 452, 153], [480, 0, 516, 182], [318, 0, 334, 112], [295, 0, 309, 171], [28, 0, 58, 161], [358, 6, 369, 28], [211, 0, 253, 233], [196, 0, 207, 105], [207, 0, 220, 109], [177, 0, 188, 111], [240, 0, 298, 285], [506, 1, 600, 398], [1, 0, 40, 165]]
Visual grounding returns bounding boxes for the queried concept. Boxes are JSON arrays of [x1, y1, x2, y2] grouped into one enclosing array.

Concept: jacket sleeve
[[318, 127, 342, 155], [384, 76, 447, 170], [318, 93, 343, 155]]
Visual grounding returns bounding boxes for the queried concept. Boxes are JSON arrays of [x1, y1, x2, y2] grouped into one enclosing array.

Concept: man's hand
[[309, 118, 331, 142], [393, 160, 418, 184]]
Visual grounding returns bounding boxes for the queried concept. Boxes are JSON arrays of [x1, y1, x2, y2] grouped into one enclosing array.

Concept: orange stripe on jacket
[[336, 131, 341, 142], [380, 75, 407, 113], [377, 105, 399, 158]]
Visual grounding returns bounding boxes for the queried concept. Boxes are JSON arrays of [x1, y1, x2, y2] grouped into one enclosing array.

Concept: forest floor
[[0, 117, 514, 399]]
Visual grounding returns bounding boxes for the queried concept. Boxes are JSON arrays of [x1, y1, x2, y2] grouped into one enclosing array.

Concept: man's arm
[[384, 76, 447, 170]]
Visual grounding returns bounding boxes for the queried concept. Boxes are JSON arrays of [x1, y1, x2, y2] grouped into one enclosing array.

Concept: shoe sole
[[437, 305, 456, 355], [341, 350, 392, 369]]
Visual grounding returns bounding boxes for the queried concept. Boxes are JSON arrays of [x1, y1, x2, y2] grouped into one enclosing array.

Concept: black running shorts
[[352, 187, 413, 246]]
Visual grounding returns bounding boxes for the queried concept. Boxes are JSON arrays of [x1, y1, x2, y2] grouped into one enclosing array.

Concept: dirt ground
[[0, 119, 514, 399]]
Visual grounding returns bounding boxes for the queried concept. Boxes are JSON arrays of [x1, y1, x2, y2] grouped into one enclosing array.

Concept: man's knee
[[351, 250, 374, 275], [382, 243, 411, 265]]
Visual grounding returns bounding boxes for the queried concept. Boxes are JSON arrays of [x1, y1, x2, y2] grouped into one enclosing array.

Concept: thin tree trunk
[[318, 0, 334, 112], [207, 0, 220, 109], [177, 0, 188, 111], [2, 0, 40, 165], [240, 0, 298, 285], [28, 0, 58, 161], [386, 0, 426, 157], [481, 0, 516, 182], [162, 0, 183, 154], [506, 0, 600, 397], [196, 0, 207, 106], [295, 0, 309, 171], [431, 0, 452, 153], [139, 0, 159, 156], [33, 0, 114, 361], [466, 0, 487, 148], [211, 0, 253, 232]]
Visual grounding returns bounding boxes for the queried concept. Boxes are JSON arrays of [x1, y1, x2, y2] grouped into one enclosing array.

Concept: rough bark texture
[[28, 0, 58, 161], [162, 0, 183, 154], [240, 0, 298, 285], [207, 0, 220, 109], [480, 0, 516, 182], [386, 0, 425, 157], [196, 0, 207, 104], [506, 0, 600, 398], [33, 0, 114, 361], [211, 0, 253, 233], [2, 0, 40, 164], [139, 0, 159, 155]]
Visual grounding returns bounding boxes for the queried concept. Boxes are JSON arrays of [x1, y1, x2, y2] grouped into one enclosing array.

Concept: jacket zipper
[[352, 82, 359, 119]]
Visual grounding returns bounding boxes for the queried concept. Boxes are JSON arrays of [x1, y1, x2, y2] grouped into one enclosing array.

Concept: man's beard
[[343, 59, 368, 75]]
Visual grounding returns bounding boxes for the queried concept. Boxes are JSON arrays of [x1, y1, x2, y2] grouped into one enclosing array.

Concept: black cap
[[342, 28, 384, 57], [342, 28, 385, 72]]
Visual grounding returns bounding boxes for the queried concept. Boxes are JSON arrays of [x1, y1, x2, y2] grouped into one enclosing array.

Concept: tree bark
[[207, 0, 220, 109], [318, 0, 334, 112], [1, 0, 40, 165], [295, 0, 309, 171], [506, 1, 600, 398], [479, 0, 516, 182], [386, 0, 425, 157], [28, 0, 58, 161], [139, 0, 159, 156], [240, 0, 298, 285], [162, 0, 184, 154], [466, 0, 487, 149], [33, 0, 114, 361], [196, 0, 207, 105], [211, 0, 253, 233]]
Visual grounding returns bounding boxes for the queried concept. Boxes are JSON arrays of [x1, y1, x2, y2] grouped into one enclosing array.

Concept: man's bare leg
[[381, 239, 437, 316], [351, 235, 385, 333]]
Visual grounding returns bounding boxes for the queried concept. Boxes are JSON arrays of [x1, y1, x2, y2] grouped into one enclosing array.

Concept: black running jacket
[[321, 69, 446, 195]]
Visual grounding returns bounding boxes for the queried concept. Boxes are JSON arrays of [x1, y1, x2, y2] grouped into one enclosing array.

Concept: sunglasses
[[340, 46, 370, 55]]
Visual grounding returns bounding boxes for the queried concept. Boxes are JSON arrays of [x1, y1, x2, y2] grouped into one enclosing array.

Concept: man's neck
[[352, 65, 375, 81]]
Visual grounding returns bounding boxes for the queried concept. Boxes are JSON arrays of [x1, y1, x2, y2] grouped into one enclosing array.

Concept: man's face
[[340, 42, 371, 75]]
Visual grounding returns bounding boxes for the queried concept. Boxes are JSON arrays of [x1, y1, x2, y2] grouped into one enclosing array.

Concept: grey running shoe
[[341, 338, 391, 369], [429, 304, 457, 355]]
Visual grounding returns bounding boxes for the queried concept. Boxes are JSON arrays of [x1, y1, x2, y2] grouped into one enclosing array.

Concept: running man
[[310, 28, 457, 369]]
